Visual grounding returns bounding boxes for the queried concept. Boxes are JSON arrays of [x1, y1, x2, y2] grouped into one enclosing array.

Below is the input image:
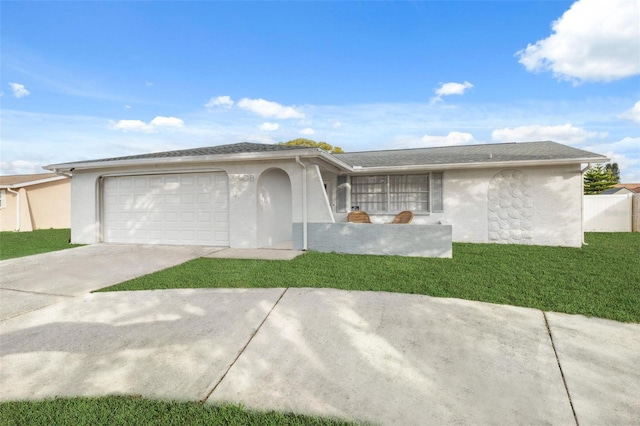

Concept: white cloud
[[430, 81, 473, 104], [619, 101, 640, 123], [124, 105, 132, 110], [517, 0, 640, 83], [9, 82, 30, 98], [205, 95, 234, 109], [584, 136, 640, 182], [0, 160, 43, 175], [393, 132, 477, 149], [150, 116, 184, 128], [237, 98, 305, 119], [109, 119, 155, 133], [109, 116, 184, 133], [421, 132, 476, 146], [259, 122, 279, 131], [491, 124, 601, 144], [300, 127, 315, 135]]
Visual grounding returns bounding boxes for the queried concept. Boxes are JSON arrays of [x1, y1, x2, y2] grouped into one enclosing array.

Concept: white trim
[[0, 189, 6, 209], [346, 157, 609, 174], [45, 149, 326, 172], [45, 150, 608, 176]]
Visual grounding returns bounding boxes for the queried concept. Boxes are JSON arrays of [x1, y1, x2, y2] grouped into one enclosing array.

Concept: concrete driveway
[[1, 286, 638, 425], [0, 244, 221, 320]]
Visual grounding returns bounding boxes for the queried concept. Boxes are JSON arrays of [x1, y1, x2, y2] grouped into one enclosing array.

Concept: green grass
[[101, 233, 640, 323], [0, 229, 82, 260], [0, 396, 359, 426]]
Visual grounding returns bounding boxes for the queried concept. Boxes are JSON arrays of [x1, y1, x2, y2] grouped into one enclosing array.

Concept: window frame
[[349, 172, 443, 214], [0, 189, 6, 209]]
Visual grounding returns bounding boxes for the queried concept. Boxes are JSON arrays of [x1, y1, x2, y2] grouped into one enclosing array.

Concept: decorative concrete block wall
[[293, 223, 452, 258], [487, 169, 533, 244]]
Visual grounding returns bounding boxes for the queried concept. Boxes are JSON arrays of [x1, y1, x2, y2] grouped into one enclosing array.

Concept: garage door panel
[[103, 173, 229, 246]]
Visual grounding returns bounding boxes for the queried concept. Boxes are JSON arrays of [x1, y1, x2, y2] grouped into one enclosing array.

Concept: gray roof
[[63, 142, 312, 164], [335, 141, 607, 167], [600, 188, 624, 194], [47, 140, 608, 172]]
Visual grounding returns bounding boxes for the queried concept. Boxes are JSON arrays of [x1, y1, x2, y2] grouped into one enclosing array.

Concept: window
[[0, 189, 6, 208], [349, 173, 443, 213]]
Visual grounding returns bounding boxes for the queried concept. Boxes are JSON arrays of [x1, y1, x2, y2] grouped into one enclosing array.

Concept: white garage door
[[103, 173, 229, 246]]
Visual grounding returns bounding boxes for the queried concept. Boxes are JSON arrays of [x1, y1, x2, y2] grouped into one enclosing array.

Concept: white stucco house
[[45, 141, 607, 257]]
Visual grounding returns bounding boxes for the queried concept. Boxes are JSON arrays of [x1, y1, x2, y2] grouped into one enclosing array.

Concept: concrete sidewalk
[[1, 288, 637, 425]]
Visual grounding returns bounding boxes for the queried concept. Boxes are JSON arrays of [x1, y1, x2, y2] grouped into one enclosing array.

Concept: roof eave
[[0, 175, 69, 188], [348, 156, 609, 173], [44, 148, 327, 173]]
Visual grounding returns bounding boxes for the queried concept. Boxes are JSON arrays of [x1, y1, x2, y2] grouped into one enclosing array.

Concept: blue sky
[[2, 0, 639, 181]]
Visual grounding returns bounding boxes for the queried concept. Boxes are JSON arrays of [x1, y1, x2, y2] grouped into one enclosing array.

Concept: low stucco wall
[[293, 223, 452, 258]]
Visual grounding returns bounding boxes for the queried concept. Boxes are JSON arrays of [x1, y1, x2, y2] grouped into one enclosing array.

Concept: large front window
[[350, 173, 443, 213]]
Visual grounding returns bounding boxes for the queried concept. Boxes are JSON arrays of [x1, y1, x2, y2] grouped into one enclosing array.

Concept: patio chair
[[347, 211, 372, 223], [390, 210, 414, 224]]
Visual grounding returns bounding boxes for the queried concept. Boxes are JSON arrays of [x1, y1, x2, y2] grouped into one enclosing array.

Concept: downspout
[[295, 156, 308, 251], [580, 163, 591, 245], [6, 187, 20, 231]]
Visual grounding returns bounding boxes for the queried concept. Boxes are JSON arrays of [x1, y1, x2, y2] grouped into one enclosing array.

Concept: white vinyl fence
[[583, 194, 634, 232]]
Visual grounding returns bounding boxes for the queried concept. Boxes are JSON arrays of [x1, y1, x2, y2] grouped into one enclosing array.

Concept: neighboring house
[[44, 141, 607, 255], [601, 184, 640, 195], [0, 173, 71, 232]]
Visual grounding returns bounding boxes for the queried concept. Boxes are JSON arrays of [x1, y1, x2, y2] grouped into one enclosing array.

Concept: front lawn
[[0, 229, 82, 260], [101, 233, 640, 323], [0, 396, 358, 426]]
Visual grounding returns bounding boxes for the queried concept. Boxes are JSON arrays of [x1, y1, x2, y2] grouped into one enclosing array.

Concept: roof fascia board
[[44, 148, 326, 172], [0, 175, 68, 189], [316, 151, 353, 172], [348, 157, 609, 173]]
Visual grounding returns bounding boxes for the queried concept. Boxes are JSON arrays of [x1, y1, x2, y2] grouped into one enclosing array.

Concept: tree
[[584, 164, 617, 194], [605, 163, 620, 183], [278, 138, 344, 154]]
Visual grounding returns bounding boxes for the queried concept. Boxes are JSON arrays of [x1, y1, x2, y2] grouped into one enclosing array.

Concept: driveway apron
[[0, 244, 220, 320]]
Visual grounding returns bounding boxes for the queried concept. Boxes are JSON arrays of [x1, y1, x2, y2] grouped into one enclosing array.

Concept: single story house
[[0, 173, 71, 232], [44, 141, 607, 257]]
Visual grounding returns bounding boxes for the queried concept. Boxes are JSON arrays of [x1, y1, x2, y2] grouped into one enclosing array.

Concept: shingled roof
[[64, 142, 312, 164], [46, 140, 608, 172], [334, 141, 607, 167], [0, 173, 67, 187]]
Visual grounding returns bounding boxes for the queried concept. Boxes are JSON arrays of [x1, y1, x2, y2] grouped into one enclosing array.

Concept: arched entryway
[[257, 168, 292, 248]]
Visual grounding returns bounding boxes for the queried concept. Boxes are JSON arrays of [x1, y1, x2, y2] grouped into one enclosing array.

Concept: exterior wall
[[293, 223, 452, 258], [68, 160, 583, 248], [0, 180, 70, 232], [0, 190, 21, 232], [68, 158, 333, 248], [436, 165, 583, 247], [258, 168, 292, 247], [326, 165, 584, 248]]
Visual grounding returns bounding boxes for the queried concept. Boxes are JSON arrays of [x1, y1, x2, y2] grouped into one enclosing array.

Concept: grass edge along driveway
[[0, 396, 361, 426], [0, 229, 81, 260], [102, 233, 639, 324]]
